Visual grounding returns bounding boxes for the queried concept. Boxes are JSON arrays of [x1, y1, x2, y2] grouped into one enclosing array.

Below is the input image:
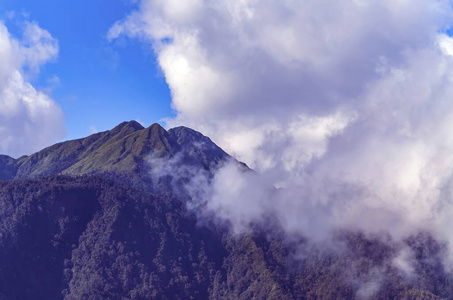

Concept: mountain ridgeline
[[0, 121, 231, 181], [0, 121, 452, 299]]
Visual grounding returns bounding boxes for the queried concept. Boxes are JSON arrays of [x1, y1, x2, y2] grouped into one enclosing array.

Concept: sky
[[0, 0, 173, 155], [106, 0, 453, 261], [7, 0, 453, 265]]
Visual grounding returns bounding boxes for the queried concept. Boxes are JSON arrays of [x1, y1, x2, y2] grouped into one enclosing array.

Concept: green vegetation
[[1, 121, 232, 182], [0, 175, 449, 299], [0, 121, 452, 299]]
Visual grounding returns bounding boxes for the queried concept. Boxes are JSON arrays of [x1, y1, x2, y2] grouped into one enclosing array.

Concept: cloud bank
[[0, 21, 65, 157], [111, 0, 453, 260]]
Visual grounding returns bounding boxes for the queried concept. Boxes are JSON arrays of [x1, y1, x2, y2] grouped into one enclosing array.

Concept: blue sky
[[0, 0, 172, 141], [3, 0, 453, 245]]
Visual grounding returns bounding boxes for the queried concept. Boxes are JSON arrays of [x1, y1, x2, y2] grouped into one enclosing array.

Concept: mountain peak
[[1, 121, 233, 180], [168, 126, 230, 168], [110, 120, 145, 136], [169, 126, 206, 143]]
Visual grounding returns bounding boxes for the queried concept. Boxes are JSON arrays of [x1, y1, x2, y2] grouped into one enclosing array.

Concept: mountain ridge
[[0, 121, 233, 181]]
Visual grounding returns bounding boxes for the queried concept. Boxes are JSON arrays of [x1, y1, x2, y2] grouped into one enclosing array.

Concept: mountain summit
[[0, 121, 232, 181]]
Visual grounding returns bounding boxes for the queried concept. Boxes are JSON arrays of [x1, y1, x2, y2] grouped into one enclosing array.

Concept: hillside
[[1, 176, 450, 300], [0, 121, 451, 299], [0, 121, 231, 181]]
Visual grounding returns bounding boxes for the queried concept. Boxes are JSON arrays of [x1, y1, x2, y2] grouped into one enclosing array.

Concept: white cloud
[[21, 22, 59, 72], [439, 34, 453, 56], [88, 125, 98, 134], [0, 21, 65, 157], [111, 0, 453, 258]]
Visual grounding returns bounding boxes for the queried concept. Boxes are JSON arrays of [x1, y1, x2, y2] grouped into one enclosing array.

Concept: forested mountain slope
[[0, 121, 451, 299], [1, 176, 449, 300]]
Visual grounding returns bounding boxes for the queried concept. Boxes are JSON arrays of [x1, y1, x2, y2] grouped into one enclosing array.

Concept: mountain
[[0, 155, 18, 180], [0, 176, 226, 299], [0, 121, 451, 299], [2, 121, 232, 181]]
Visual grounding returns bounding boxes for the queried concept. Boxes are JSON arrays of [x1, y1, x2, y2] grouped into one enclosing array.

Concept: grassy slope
[[1, 121, 231, 180]]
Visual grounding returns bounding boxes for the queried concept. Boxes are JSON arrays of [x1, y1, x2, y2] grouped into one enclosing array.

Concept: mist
[[112, 0, 453, 275]]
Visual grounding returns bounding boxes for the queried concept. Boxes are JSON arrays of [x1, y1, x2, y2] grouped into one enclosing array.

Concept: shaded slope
[[168, 126, 230, 169], [0, 176, 226, 300], [0, 175, 450, 300], [0, 155, 18, 180], [0, 176, 102, 299]]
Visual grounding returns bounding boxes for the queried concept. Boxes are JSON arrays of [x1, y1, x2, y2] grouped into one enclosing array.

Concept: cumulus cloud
[[111, 0, 453, 262], [0, 21, 65, 157]]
